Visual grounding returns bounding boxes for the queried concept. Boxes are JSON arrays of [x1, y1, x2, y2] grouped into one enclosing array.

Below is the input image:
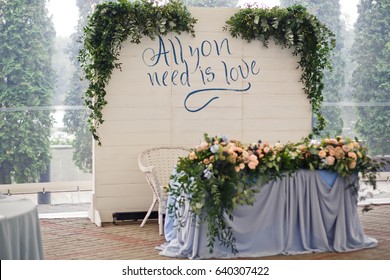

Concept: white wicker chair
[[138, 146, 190, 235]]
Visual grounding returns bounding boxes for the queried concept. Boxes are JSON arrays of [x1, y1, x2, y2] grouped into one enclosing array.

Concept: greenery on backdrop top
[[79, 0, 336, 145]]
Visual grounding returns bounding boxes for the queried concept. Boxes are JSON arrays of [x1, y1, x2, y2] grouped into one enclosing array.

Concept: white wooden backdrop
[[91, 8, 312, 225]]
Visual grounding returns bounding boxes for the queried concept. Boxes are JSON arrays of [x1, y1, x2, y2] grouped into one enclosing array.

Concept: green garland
[[224, 5, 335, 139], [79, 1, 334, 144], [78, 0, 197, 145]]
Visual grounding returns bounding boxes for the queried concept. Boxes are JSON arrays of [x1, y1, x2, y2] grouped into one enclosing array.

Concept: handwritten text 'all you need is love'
[[141, 36, 260, 112]]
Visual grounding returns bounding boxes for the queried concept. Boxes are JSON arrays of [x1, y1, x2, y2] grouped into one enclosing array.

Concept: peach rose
[[348, 160, 357, 169], [326, 145, 334, 150], [275, 142, 284, 151], [334, 147, 344, 159], [318, 150, 327, 158], [263, 147, 270, 154], [348, 152, 357, 160], [325, 156, 335, 165], [249, 154, 258, 162], [248, 161, 257, 170], [196, 142, 208, 151], [259, 143, 265, 149], [239, 163, 245, 170], [235, 166, 241, 172], [291, 151, 298, 158], [189, 152, 197, 160], [342, 145, 351, 152], [243, 151, 250, 163], [228, 155, 236, 164]]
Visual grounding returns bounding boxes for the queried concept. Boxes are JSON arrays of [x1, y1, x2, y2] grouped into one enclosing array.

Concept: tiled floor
[[39, 203, 390, 260]]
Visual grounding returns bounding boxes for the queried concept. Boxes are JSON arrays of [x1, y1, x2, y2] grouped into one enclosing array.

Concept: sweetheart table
[[159, 170, 377, 259]]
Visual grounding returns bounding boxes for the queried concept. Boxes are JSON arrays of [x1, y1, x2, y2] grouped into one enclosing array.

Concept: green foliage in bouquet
[[167, 134, 386, 254]]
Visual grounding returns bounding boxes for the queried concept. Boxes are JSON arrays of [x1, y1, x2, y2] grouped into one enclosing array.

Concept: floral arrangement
[[167, 134, 386, 254]]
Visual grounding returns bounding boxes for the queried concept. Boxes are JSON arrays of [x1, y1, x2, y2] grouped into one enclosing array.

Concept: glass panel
[[0, 106, 92, 216]]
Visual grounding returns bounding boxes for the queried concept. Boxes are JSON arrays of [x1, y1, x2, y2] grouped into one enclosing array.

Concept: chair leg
[[158, 211, 164, 235], [140, 198, 157, 228]]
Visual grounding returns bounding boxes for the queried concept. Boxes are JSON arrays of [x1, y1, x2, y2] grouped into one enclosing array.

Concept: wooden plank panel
[[243, 118, 312, 131], [101, 107, 171, 121], [98, 132, 171, 147], [243, 130, 310, 144], [190, 7, 240, 33], [95, 170, 146, 185], [243, 105, 311, 118], [94, 183, 151, 198], [98, 119, 171, 134]]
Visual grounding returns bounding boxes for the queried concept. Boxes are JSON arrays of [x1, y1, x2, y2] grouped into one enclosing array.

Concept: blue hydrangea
[[203, 169, 212, 179], [221, 135, 229, 143], [210, 144, 219, 154]]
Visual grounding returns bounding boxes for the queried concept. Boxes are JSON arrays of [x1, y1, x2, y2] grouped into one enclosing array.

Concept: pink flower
[[259, 143, 265, 149], [334, 147, 344, 159], [239, 163, 245, 170], [196, 142, 209, 151], [318, 150, 327, 158], [325, 156, 335, 165], [348, 152, 357, 160], [248, 161, 257, 169], [189, 152, 197, 160], [243, 151, 250, 163], [249, 154, 258, 162], [274, 142, 284, 151], [342, 145, 351, 152], [348, 160, 357, 169], [235, 166, 240, 172], [263, 147, 270, 154]]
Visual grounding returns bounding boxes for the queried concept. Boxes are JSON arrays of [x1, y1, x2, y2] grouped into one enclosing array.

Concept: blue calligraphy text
[[184, 83, 252, 112], [141, 36, 260, 112]]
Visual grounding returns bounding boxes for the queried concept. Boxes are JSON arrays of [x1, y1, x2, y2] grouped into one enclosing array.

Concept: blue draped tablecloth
[[159, 170, 377, 259]]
